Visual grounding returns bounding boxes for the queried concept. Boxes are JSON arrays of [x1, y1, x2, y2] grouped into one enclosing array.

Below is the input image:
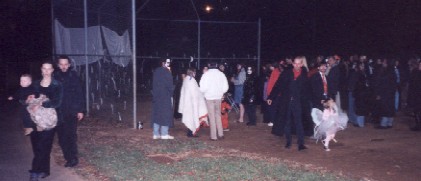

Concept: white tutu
[[311, 103, 348, 141]]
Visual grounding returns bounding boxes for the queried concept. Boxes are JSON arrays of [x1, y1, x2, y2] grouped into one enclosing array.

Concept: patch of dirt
[[148, 155, 176, 164], [62, 98, 421, 181]]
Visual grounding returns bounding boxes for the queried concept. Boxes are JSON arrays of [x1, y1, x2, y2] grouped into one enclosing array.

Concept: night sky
[[1, 0, 420, 64]]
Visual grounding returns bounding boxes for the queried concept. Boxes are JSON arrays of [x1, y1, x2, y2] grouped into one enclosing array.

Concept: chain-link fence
[[52, 0, 136, 127], [52, 0, 260, 128]]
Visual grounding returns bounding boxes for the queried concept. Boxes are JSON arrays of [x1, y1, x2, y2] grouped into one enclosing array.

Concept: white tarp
[[54, 20, 104, 66], [54, 20, 131, 67], [102, 26, 132, 67]]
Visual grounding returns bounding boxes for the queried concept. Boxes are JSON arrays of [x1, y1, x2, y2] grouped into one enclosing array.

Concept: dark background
[[1, 0, 420, 91], [2, 0, 421, 61]]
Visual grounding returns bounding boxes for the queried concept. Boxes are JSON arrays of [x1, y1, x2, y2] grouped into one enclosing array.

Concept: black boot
[[187, 130, 199, 137]]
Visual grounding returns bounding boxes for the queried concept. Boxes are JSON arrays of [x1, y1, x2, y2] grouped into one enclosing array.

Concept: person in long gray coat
[[151, 59, 175, 139]]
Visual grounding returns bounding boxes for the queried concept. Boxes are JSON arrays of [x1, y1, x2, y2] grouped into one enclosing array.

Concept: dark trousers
[[245, 104, 256, 124], [269, 96, 284, 136], [30, 129, 55, 174], [261, 101, 270, 123], [56, 113, 78, 162], [285, 99, 305, 145]]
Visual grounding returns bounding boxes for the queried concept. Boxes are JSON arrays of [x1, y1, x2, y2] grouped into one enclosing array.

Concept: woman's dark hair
[[186, 67, 196, 76], [57, 55, 70, 61], [41, 60, 54, 67]]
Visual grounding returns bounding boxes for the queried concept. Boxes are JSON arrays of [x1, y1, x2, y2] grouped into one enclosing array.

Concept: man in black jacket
[[327, 56, 342, 111], [267, 56, 309, 151], [54, 56, 85, 167], [310, 62, 329, 110]]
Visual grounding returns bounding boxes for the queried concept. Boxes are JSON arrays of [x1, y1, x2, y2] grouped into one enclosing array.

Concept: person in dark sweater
[[29, 61, 63, 181], [54, 56, 85, 168], [267, 56, 310, 151], [8, 74, 38, 135]]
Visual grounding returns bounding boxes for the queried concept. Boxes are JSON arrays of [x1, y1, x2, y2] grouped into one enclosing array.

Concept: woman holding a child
[[27, 61, 63, 181]]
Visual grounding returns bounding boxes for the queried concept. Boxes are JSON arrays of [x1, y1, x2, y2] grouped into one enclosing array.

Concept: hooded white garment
[[178, 76, 209, 134]]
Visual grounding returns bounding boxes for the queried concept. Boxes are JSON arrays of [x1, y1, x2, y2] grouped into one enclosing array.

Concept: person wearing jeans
[[151, 59, 175, 139]]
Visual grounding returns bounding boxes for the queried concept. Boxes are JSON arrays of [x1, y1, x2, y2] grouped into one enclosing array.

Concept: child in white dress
[[311, 99, 348, 151]]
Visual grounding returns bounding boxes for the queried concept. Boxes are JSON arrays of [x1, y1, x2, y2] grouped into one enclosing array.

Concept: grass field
[[74, 137, 353, 181]]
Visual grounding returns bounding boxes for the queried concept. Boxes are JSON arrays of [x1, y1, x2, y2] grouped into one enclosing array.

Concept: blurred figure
[[353, 62, 371, 127], [221, 94, 232, 131], [408, 61, 421, 131], [372, 59, 397, 129]]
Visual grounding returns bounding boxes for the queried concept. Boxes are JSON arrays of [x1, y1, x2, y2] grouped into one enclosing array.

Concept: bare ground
[[56, 98, 421, 181]]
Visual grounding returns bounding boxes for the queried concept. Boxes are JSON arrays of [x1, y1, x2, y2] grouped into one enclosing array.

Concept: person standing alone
[[151, 59, 175, 139], [54, 56, 85, 167]]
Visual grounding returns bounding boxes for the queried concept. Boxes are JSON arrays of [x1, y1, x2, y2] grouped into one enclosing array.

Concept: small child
[[221, 95, 232, 131], [8, 74, 38, 135], [311, 99, 348, 151]]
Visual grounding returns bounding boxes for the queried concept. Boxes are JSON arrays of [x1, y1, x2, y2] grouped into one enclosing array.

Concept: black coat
[[268, 68, 310, 119], [15, 86, 38, 128], [327, 64, 340, 97], [151, 67, 175, 126], [408, 70, 421, 112], [54, 70, 85, 115], [310, 72, 327, 110], [353, 71, 372, 116], [372, 67, 397, 117], [242, 74, 258, 105]]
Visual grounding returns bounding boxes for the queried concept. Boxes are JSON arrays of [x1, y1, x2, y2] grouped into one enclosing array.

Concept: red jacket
[[266, 68, 281, 96]]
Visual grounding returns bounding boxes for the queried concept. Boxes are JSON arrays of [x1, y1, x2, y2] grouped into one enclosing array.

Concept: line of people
[[151, 55, 421, 150]]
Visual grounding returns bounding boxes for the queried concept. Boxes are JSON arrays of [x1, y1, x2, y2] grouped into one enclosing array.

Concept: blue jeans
[[234, 85, 244, 104], [395, 91, 399, 111], [348, 91, 357, 124], [356, 116, 365, 127], [153, 123, 169, 136], [380, 117, 393, 127]]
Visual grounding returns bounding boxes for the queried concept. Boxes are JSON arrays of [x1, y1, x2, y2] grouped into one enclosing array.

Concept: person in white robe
[[178, 68, 208, 136]]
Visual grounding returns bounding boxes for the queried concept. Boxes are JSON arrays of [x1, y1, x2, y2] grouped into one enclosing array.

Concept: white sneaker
[[153, 135, 161, 139], [161, 135, 174, 140], [268, 122, 273, 127]]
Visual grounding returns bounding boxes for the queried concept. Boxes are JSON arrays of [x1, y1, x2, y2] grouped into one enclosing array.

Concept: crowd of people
[[8, 54, 421, 179], [152, 54, 421, 151]]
